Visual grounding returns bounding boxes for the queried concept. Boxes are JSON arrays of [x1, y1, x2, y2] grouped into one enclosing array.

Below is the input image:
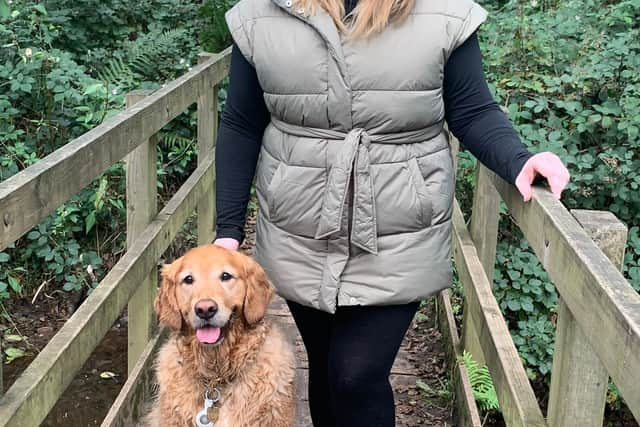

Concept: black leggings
[[286, 299, 419, 427]]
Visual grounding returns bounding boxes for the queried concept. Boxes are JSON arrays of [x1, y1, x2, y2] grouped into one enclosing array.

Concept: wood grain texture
[[125, 90, 159, 374], [488, 166, 640, 421], [463, 164, 501, 367], [196, 52, 219, 245], [452, 199, 546, 427], [547, 210, 628, 427], [437, 290, 482, 427], [0, 154, 215, 427], [0, 48, 231, 252]]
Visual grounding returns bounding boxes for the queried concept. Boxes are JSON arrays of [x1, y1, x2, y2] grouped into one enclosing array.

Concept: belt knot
[[315, 128, 378, 254]]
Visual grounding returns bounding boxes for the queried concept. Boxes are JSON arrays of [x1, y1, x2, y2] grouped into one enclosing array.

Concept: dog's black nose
[[194, 299, 218, 320]]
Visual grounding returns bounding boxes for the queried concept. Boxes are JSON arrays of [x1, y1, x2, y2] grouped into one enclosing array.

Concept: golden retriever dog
[[143, 244, 295, 427]]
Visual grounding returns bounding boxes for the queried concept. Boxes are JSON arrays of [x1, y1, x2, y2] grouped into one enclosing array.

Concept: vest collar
[[269, 0, 349, 77]]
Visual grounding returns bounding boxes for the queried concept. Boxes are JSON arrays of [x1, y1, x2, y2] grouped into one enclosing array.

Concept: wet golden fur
[[142, 245, 295, 427]]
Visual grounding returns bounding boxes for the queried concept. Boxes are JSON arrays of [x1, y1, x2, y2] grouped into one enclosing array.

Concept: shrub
[[0, 0, 235, 300], [465, 0, 640, 391]]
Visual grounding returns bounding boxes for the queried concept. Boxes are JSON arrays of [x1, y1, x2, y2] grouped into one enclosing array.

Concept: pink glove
[[213, 237, 240, 251], [515, 152, 570, 202]]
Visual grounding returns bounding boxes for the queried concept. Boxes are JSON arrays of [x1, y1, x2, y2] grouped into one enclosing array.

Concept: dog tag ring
[[194, 388, 220, 427], [195, 407, 213, 427]]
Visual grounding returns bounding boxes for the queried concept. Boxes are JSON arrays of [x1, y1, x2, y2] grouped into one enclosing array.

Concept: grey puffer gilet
[[225, 0, 487, 313]]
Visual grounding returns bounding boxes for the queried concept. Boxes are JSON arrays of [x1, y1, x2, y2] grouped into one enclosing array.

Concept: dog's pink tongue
[[196, 326, 221, 344]]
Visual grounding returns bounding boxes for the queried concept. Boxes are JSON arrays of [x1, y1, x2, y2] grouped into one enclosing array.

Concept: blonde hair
[[294, 0, 415, 38]]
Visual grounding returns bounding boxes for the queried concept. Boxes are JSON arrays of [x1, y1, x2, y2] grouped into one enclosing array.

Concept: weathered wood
[[126, 90, 158, 374], [461, 304, 486, 369], [437, 290, 482, 427], [449, 132, 460, 173], [196, 52, 218, 245], [0, 154, 215, 427], [0, 48, 231, 252], [488, 166, 640, 421], [463, 164, 501, 367], [102, 328, 169, 427], [452, 199, 546, 427], [469, 164, 501, 282], [547, 210, 628, 427]]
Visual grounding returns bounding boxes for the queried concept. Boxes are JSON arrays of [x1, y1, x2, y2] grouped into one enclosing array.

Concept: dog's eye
[[183, 275, 194, 285], [220, 272, 233, 282]]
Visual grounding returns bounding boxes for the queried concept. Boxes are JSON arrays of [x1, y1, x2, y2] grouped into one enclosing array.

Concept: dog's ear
[[242, 256, 273, 326], [155, 257, 184, 331]]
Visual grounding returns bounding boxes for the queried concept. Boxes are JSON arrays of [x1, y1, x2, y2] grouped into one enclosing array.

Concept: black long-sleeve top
[[215, 15, 532, 243]]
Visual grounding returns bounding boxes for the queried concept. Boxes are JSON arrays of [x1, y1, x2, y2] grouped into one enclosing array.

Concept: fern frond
[[98, 29, 188, 83], [97, 56, 134, 85], [160, 132, 194, 152], [460, 350, 501, 412]]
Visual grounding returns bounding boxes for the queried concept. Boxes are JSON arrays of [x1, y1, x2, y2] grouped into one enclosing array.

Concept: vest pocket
[[415, 148, 455, 225], [265, 161, 285, 219], [407, 157, 434, 228], [263, 162, 326, 238]]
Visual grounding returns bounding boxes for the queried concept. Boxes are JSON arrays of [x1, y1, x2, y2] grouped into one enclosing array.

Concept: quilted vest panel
[[226, 0, 487, 312]]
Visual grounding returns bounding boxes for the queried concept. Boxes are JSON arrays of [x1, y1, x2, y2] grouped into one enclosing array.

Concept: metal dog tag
[[206, 405, 220, 423], [194, 397, 215, 427], [194, 388, 220, 427]]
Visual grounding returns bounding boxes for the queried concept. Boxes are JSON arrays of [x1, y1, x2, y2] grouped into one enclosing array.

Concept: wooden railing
[[0, 48, 231, 427], [1, 44, 638, 427], [442, 138, 640, 427]]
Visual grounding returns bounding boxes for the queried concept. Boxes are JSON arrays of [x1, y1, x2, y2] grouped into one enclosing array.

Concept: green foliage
[[492, 237, 558, 380], [97, 28, 196, 89], [460, 350, 500, 412], [466, 0, 640, 386], [198, 0, 237, 53], [0, 0, 235, 301]]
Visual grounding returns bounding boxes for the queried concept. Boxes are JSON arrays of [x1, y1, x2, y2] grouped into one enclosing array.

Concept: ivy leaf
[[507, 270, 521, 280], [521, 300, 535, 312], [0, 252, 9, 263], [507, 300, 521, 311]]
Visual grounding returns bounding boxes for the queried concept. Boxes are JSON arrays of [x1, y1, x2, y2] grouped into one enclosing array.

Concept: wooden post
[[126, 90, 158, 374], [548, 210, 627, 427], [197, 53, 218, 245], [462, 164, 501, 366], [447, 126, 460, 173]]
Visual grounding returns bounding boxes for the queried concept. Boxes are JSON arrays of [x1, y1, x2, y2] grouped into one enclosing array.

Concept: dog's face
[[155, 245, 273, 346]]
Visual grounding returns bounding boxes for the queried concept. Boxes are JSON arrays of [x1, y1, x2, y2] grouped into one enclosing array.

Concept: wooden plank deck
[[266, 296, 423, 427]]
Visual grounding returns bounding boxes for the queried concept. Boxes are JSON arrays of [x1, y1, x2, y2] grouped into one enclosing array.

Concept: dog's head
[[154, 245, 273, 346]]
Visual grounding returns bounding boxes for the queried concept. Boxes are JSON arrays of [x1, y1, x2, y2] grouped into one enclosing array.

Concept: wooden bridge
[[0, 48, 639, 427]]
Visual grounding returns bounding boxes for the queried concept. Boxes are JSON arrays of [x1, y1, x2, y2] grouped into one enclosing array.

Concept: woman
[[213, 0, 570, 425]]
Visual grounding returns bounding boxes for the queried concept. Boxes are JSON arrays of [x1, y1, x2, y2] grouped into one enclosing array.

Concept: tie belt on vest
[[271, 118, 445, 255]]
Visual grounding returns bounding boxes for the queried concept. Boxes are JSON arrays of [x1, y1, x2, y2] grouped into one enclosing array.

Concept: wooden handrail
[[453, 161, 639, 426], [453, 199, 547, 427], [2, 43, 637, 426], [488, 167, 640, 421], [0, 152, 214, 426], [0, 47, 231, 252], [0, 48, 230, 426]]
